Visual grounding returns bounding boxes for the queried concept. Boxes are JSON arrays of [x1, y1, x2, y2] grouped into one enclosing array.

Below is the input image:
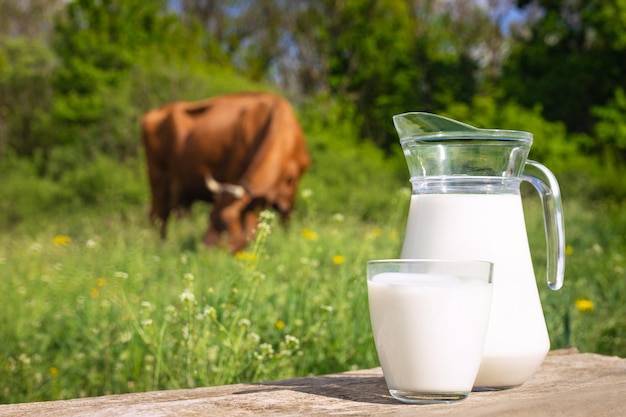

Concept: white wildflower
[[203, 306, 216, 319], [284, 335, 300, 349], [320, 304, 334, 313], [259, 209, 276, 223], [248, 332, 261, 343], [332, 213, 345, 223], [28, 243, 42, 253], [179, 289, 196, 304]]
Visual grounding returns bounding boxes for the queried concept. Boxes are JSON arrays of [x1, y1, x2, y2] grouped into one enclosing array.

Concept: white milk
[[401, 193, 550, 388], [368, 272, 493, 394]]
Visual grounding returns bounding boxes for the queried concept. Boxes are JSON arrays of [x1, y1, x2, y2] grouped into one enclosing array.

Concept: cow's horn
[[206, 175, 222, 193], [223, 183, 246, 199], [205, 175, 245, 199]]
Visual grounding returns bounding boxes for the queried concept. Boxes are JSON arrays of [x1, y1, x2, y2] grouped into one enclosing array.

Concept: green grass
[[1, 163, 625, 404], [531, 199, 626, 356], [0, 188, 406, 403]]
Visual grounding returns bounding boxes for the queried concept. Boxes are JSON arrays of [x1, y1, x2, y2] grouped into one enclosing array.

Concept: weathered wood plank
[[1, 349, 625, 416]]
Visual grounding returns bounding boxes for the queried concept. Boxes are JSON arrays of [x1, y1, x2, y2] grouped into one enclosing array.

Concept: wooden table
[[1, 348, 624, 416]]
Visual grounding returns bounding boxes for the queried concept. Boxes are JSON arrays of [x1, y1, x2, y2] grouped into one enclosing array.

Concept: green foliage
[[0, 154, 69, 227], [592, 88, 626, 159], [443, 96, 611, 198], [53, 0, 193, 70], [129, 59, 268, 113], [502, 0, 626, 134], [3, 0, 624, 200], [297, 95, 408, 220], [0, 1, 267, 174], [58, 153, 146, 207], [0, 37, 55, 158], [0, 151, 146, 231], [320, 0, 482, 148], [43, 0, 207, 162], [445, 96, 575, 169]]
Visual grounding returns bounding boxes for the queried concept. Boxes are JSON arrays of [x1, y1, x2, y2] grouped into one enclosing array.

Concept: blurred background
[[2, 0, 626, 206]]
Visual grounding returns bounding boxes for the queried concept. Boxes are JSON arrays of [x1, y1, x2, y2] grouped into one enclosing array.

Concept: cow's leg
[[159, 213, 169, 239], [147, 167, 171, 239]]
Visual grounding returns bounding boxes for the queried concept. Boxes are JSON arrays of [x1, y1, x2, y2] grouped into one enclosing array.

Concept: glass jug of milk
[[393, 112, 565, 390]]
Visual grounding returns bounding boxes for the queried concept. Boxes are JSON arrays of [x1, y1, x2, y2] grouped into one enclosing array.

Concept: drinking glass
[[367, 259, 494, 404]]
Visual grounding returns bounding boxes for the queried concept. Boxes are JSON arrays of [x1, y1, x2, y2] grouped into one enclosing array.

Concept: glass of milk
[[367, 259, 494, 404]]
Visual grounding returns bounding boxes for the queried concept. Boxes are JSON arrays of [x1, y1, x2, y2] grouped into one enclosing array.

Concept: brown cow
[[141, 92, 310, 253]]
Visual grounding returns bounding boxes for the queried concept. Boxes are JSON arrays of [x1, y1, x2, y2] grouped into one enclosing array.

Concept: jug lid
[[393, 112, 533, 144]]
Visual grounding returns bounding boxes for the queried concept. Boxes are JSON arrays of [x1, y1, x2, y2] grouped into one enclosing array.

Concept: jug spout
[[393, 112, 533, 182], [392, 112, 480, 139]]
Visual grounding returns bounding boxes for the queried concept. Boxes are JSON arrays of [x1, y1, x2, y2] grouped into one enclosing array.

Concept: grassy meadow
[[0, 203, 398, 403], [1, 123, 625, 405]]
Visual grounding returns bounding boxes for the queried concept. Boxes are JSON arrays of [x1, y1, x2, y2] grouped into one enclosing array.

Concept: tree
[[309, 0, 492, 147], [47, 0, 201, 162], [592, 88, 626, 163], [0, 0, 65, 40], [0, 0, 65, 162], [174, 1, 506, 148], [178, 0, 287, 80], [0, 38, 55, 160], [502, 0, 626, 134]]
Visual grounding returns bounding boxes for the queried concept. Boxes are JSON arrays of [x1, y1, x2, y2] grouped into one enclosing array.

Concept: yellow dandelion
[[235, 251, 258, 262], [90, 287, 99, 299], [366, 227, 382, 240], [96, 278, 106, 287], [565, 245, 573, 256], [301, 228, 319, 241], [52, 235, 71, 246], [275, 319, 285, 330], [575, 298, 594, 312], [49, 367, 59, 377], [332, 255, 345, 265]]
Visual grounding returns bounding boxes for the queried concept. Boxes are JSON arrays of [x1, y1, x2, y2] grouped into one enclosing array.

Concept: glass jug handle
[[522, 160, 565, 290]]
